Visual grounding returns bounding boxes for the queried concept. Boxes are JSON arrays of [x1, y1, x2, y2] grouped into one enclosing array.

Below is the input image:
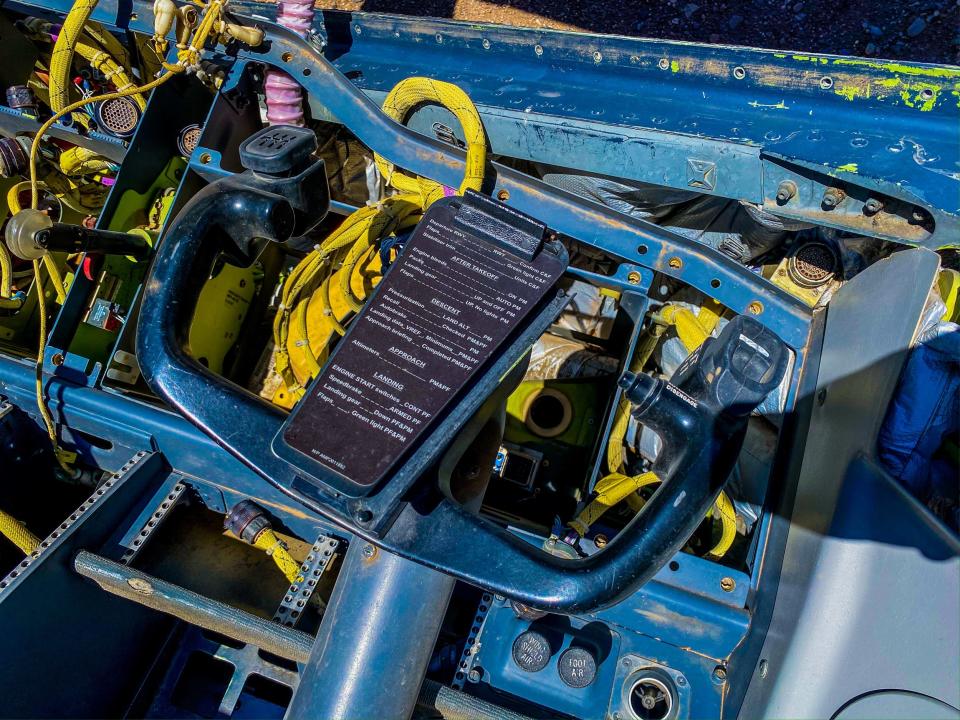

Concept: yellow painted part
[[938, 269, 960, 323], [0, 508, 40, 555], [252, 528, 301, 584], [187, 263, 256, 375]]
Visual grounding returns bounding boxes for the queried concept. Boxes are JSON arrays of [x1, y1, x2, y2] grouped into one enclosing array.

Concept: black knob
[[511, 630, 551, 672], [558, 646, 596, 688]]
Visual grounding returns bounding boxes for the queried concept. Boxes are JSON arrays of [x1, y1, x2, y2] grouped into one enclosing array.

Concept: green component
[[505, 378, 606, 448], [106, 158, 186, 233]]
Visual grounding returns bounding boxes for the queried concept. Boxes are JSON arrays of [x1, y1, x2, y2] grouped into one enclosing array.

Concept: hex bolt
[[821, 187, 845, 210], [863, 197, 884, 215], [775, 180, 797, 204]]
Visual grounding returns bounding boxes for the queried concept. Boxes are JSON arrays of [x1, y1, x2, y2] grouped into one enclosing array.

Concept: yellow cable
[[272, 77, 488, 398], [29, 70, 179, 209], [48, 0, 99, 113], [0, 508, 41, 555], [252, 528, 301, 584], [32, 259, 74, 473], [569, 471, 739, 559]]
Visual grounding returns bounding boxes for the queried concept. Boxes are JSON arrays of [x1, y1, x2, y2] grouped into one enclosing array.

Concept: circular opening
[[531, 394, 564, 428], [819, 76, 833, 89], [733, 66, 745, 80], [920, 88, 934, 100], [303, 68, 312, 76], [710, 278, 721, 289], [281, 52, 293, 63], [523, 388, 573, 438], [668, 560, 680, 571], [628, 677, 674, 720], [637, 244, 648, 255]]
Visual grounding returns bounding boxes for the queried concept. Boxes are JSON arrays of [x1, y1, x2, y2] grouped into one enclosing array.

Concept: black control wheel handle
[[138, 127, 789, 612]]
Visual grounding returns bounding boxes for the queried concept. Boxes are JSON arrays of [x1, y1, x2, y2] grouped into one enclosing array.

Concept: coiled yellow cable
[[272, 77, 488, 401]]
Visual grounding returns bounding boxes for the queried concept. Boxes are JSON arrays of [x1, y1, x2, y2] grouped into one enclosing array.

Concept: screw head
[[627, 270, 642, 285], [355, 509, 373, 523], [712, 665, 728, 682], [594, 533, 609, 548], [667, 256, 683, 270], [467, 668, 481, 683], [747, 301, 763, 315], [361, 544, 377, 558], [720, 576, 736, 592]]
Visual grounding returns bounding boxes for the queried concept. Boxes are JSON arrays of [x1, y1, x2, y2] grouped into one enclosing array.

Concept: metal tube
[[285, 543, 456, 720], [74, 550, 313, 663], [418, 680, 535, 720]]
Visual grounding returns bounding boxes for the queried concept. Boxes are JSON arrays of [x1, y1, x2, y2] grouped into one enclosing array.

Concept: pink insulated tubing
[[265, 0, 315, 126]]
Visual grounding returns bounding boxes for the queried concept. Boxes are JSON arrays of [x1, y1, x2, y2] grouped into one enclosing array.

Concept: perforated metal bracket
[[273, 533, 340, 627], [452, 591, 494, 690], [119, 478, 188, 565]]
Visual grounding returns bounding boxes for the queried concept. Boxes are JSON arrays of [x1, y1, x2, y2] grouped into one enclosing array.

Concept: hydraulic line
[[0, 508, 41, 555]]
